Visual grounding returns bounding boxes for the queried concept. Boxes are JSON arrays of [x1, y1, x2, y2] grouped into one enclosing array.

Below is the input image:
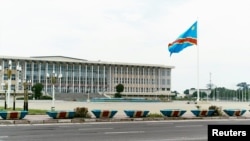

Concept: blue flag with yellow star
[[168, 21, 197, 56]]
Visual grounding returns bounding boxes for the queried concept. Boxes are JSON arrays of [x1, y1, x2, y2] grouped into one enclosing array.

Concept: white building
[[0, 55, 175, 97]]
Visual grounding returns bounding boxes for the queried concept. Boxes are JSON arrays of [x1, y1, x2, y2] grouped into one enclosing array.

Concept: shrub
[[74, 107, 91, 118], [40, 95, 52, 100], [18, 95, 52, 100], [208, 105, 223, 116], [114, 92, 122, 98], [148, 113, 163, 117], [196, 105, 201, 109]]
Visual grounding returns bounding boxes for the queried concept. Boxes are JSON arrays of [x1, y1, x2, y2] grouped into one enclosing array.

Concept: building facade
[[0, 56, 174, 97]]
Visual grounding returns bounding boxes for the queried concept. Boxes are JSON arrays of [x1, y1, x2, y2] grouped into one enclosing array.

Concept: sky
[[1, 0, 250, 93]]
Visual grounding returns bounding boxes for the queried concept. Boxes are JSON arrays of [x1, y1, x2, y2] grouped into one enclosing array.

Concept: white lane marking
[[166, 137, 207, 141], [175, 125, 203, 128], [146, 122, 174, 125], [59, 125, 92, 128], [79, 128, 113, 130], [104, 131, 145, 134], [0, 136, 8, 138], [135, 137, 207, 141]]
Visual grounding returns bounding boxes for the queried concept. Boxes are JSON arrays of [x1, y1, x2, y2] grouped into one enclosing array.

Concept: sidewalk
[[0, 100, 250, 124]]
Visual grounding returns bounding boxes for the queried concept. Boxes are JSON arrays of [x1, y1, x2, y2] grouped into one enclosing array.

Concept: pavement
[[0, 100, 250, 124]]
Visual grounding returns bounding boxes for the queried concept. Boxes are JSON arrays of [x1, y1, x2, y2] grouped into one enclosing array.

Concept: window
[[11, 74, 16, 80]]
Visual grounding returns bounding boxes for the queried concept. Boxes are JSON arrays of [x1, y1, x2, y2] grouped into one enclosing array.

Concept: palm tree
[[236, 82, 250, 101]]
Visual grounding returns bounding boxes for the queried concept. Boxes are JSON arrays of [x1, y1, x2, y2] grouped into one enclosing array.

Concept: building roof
[[31, 56, 88, 62], [0, 55, 175, 69]]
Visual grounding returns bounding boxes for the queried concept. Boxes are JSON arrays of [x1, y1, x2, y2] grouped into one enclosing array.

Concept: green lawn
[[0, 107, 47, 115]]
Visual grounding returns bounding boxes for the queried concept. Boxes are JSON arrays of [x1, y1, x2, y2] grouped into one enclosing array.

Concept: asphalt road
[[1, 119, 250, 141]]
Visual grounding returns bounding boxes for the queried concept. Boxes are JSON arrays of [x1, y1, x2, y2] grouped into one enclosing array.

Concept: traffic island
[[0, 110, 28, 120], [124, 110, 150, 118], [46, 110, 76, 119], [160, 109, 186, 117], [91, 109, 118, 118], [223, 109, 247, 116], [191, 109, 215, 117]]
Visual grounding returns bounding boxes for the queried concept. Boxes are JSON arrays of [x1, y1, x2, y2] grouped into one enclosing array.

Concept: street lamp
[[6, 60, 12, 109], [86, 87, 90, 102], [0, 60, 12, 108], [1, 82, 7, 109], [23, 80, 31, 111], [47, 71, 62, 111], [15, 65, 22, 110], [32, 87, 35, 100], [13, 88, 16, 110]]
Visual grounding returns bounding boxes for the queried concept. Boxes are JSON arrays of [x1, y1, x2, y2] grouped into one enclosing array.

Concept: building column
[[158, 68, 160, 91], [132, 67, 134, 92], [72, 64, 74, 93], [143, 67, 144, 93], [91, 65, 93, 93], [97, 65, 99, 92], [103, 66, 105, 92], [59, 64, 62, 93], [78, 64, 81, 93], [126, 67, 128, 92], [66, 64, 68, 93], [85, 65, 87, 92], [38, 62, 41, 83], [109, 65, 111, 93], [45, 62, 48, 94], [137, 67, 139, 93], [154, 68, 156, 92], [31, 61, 34, 85]]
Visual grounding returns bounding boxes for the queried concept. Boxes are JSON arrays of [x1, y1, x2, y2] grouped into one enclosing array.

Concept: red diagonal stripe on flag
[[168, 38, 197, 47]]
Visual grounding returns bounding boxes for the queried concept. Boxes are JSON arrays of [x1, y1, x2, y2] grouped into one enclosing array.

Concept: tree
[[114, 84, 124, 98], [236, 82, 250, 101], [192, 91, 207, 99], [31, 83, 44, 99], [236, 82, 249, 90], [184, 89, 189, 95], [206, 83, 215, 90], [116, 84, 124, 93], [114, 92, 122, 98], [172, 90, 178, 95]]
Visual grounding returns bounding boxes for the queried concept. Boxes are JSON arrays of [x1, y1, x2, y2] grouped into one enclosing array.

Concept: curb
[[1, 116, 250, 125]]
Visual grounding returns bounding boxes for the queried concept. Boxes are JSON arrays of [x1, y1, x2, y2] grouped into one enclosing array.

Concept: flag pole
[[196, 20, 200, 102], [168, 20, 198, 101], [196, 45, 200, 102]]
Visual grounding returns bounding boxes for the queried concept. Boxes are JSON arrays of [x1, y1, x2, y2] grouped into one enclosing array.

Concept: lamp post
[[86, 87, 90, 102], [0, 60, 16, 109], [13, 88, 16, 110], [15, 65, 22, 110], [32, 87, 35, 100], [6, 60, 12, 109], [47, 71, 62, 111], [23, 80, 31, 111], [1, 82, 7, 109]]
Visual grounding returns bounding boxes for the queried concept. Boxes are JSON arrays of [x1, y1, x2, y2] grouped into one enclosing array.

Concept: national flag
[[168, 21, 197, 56]]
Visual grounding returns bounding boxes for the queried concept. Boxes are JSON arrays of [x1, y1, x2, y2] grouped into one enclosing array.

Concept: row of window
[[1, 60, 171, 93]]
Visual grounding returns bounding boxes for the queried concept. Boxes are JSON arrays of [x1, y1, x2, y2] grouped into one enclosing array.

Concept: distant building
[[189, 88, 212, 96], [176, 93, 186, 98], [0, 55, 175, 97]]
